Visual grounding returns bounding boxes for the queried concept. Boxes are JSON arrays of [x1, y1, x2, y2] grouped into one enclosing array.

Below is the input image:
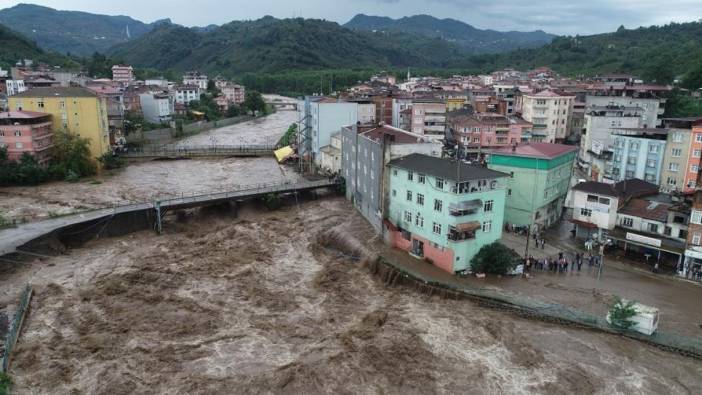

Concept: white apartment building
[[411, 99, 446, 138], [174, 85, 201, 105], [586, 96, 663, 128], [182, 71, 208, 90], [519, 90, 574, 143], [5, 80, 26, 96], [139, 93, 173, 124]]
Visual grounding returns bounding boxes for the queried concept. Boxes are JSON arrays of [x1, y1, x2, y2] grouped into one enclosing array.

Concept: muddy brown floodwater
[[1, 198, 701, 394], [0, 158, 299, 222]]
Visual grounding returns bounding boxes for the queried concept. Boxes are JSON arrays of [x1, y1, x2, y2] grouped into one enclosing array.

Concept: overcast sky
[[1, 0, 701, 35]]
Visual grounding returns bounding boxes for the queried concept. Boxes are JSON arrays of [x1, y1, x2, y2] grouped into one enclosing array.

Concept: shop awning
[[569, 218, 598, 229]]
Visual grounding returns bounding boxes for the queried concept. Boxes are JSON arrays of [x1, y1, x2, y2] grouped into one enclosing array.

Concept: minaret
[[407, 67, 411, 81]]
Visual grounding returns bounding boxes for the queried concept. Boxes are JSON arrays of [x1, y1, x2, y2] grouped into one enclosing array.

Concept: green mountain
[[464, 22, 702, 86], [0, 23, 76, 70], [344, 14, 554, 54], [108, 17, 465, 75], [0, 3, 167, 56]]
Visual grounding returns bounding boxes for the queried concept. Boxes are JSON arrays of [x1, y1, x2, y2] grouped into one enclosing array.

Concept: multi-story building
[[111, 65, 134, 84], [86, 83, 125, 137], [411, 98, 446, 138], [391, 96, 412, 129], [584, 89, 664, 128], [299, 97, 358, 161], [662, 117, 702, 192], [385, 154, 508, 273], [139, 93, 173, 124], [580, 105, 644, 181], [145, 78, 169, 88], [5, 80, 26, 96], [447, 112, 532, 159], [518, 90, 574, 143], [221, 84, 245, 105], [609, 129, 667, 185], [182, 71, 208, 90], [683, 171, 702, 280], [488, 143, 577, 229], [9, 87, 110, 159], [0, 110, 53, 166], [173, 85, 201, 105], [341, 125, 442, 232]]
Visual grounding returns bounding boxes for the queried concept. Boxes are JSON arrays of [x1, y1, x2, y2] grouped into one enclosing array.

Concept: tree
[[98, 152, 125, 170], [226, 105, 243, 118], [279, 123, 297, 146], [469, 242, 518, 275], [48, 129, 96, 181], [244, 91, 267, 116], [0, 148, 48, 186], [608, 297, 638, 330], [682, 61, 702, 90]]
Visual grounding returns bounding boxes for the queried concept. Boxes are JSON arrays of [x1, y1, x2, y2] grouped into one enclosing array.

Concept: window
[[669, 163, 680, 172], [393, 169, 398, 176], [647, 223, 659, 233], [392, 189, 397, 197], [417, 194, 424, 206], [667, 177, 677, 186], [622, 217, 633, 227], [692, 165, 700, 173], [580, 208, 592, 217], [434, 199, 443, 212], [37, 100, 44, 108], [407, 171, 414, 181], [436, 178, 444, 189], [510, 171, 514, 178], [691, 209, 702, 225], [672, 132, 683, 143], [15, 142, 23, 149], [404, 211, 412, 223], [649, 145, 659, 153], [587, 194, 598, 203], [671, 148, 682, 157], [0, 131, 3, 136], [59, 100, 65, 109], [482, 221, 492, 233], [13, 130, 21, 137], [599, 197, 610, 205], [508, 189, 512, 196], [696, 133, 702, 143], [433, 223, 442, 235], [415, 214, 424, 228], [418, 174, 425, 184], [407, 191, 413, 201], [693, 149, 701, 158], [484, 200, 494, 212], [693, 233, 702, 246]]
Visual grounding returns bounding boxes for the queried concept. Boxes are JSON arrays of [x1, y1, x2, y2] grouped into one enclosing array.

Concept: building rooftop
[[388, 153, 509, 183], [361, 125, 432, 144], [491, 142, 577, 160], [0, 110, 51, 119], [572, 178, 659, 200], [619, 199, 671, 222], [528, 89, 573, 98], [12, 86, 97, 98]]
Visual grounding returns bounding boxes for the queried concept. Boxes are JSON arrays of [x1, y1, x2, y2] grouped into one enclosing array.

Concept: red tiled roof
[[0, 110, 51, 119], [619, 199, 671, 222], [491, 142, 577, 159]]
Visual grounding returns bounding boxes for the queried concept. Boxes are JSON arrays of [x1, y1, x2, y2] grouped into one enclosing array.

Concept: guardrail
[[1, 284, 32, 374], [119, 144, 276, 158]]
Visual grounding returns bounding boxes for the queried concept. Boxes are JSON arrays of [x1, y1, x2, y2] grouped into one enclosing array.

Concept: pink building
[[221, 84, 245, 105], [447, 112, 532, 159], [0, 111, 53, 166], [111, 65, 134, 85]]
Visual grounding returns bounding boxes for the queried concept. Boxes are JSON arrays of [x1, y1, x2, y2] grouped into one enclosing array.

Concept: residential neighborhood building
[[609, 129, 667, 185], [139, 93, 173, 124], [5, 80, 26, 96], [411, 98, 446, 138], [0, 110, 53, 166], [517, 90, 574, 143], [182, 71, 208, 90], [111, 65, 134, 84], [661, 117, 702, 192], [447, 112, 532, 159], [488, 143, 577, 229], [318, 132, 342, 173], [174, 85, 201, 105], [9, 86, 111, 159], [221, 84, 245, 105], [341, 125, 442, 232], [299, 97, 358, 160], [385, 154, 508, 273], [683, 171, 702, 280], [391, 96, 412, 129]]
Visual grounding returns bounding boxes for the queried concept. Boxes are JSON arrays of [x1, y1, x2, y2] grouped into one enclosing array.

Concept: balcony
[[449, 199, 482, 216], [448, 223, 480, 242]]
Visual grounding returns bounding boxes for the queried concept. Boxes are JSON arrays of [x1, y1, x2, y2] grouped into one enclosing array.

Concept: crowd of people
[[522, 252, 601, 274]]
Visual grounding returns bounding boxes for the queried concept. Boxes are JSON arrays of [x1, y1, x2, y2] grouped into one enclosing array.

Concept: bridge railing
[[120, 144, 276, 157]]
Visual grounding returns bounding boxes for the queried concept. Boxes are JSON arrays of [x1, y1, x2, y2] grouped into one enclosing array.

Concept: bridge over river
[[0, 179, 338, 257]]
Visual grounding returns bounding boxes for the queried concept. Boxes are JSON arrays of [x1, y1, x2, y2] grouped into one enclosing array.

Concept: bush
[[279, 123, 297, 146], [98, 152, 125, 170], [48, 129, 96, 180], [0, 148, 49, 186], [0, 372, 11, 395], [470, 242, 519, 275], [261, 193, 282, 210], [608, 297, 638, 330]]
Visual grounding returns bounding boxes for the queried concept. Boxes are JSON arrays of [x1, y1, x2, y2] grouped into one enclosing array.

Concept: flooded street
[[0, 109, 300, 223], [2, 198, 701, 394]]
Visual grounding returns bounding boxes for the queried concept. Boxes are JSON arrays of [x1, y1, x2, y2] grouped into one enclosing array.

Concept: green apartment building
[[385, 154, 508, 273], [488, 143, 577, 229]]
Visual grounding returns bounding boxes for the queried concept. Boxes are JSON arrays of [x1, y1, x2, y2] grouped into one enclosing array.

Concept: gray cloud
[[1, 0, 701, 35]]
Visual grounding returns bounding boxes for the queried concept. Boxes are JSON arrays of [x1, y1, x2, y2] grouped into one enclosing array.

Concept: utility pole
[[524, 157, 539, 259], [597, 244, 605, 281]]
